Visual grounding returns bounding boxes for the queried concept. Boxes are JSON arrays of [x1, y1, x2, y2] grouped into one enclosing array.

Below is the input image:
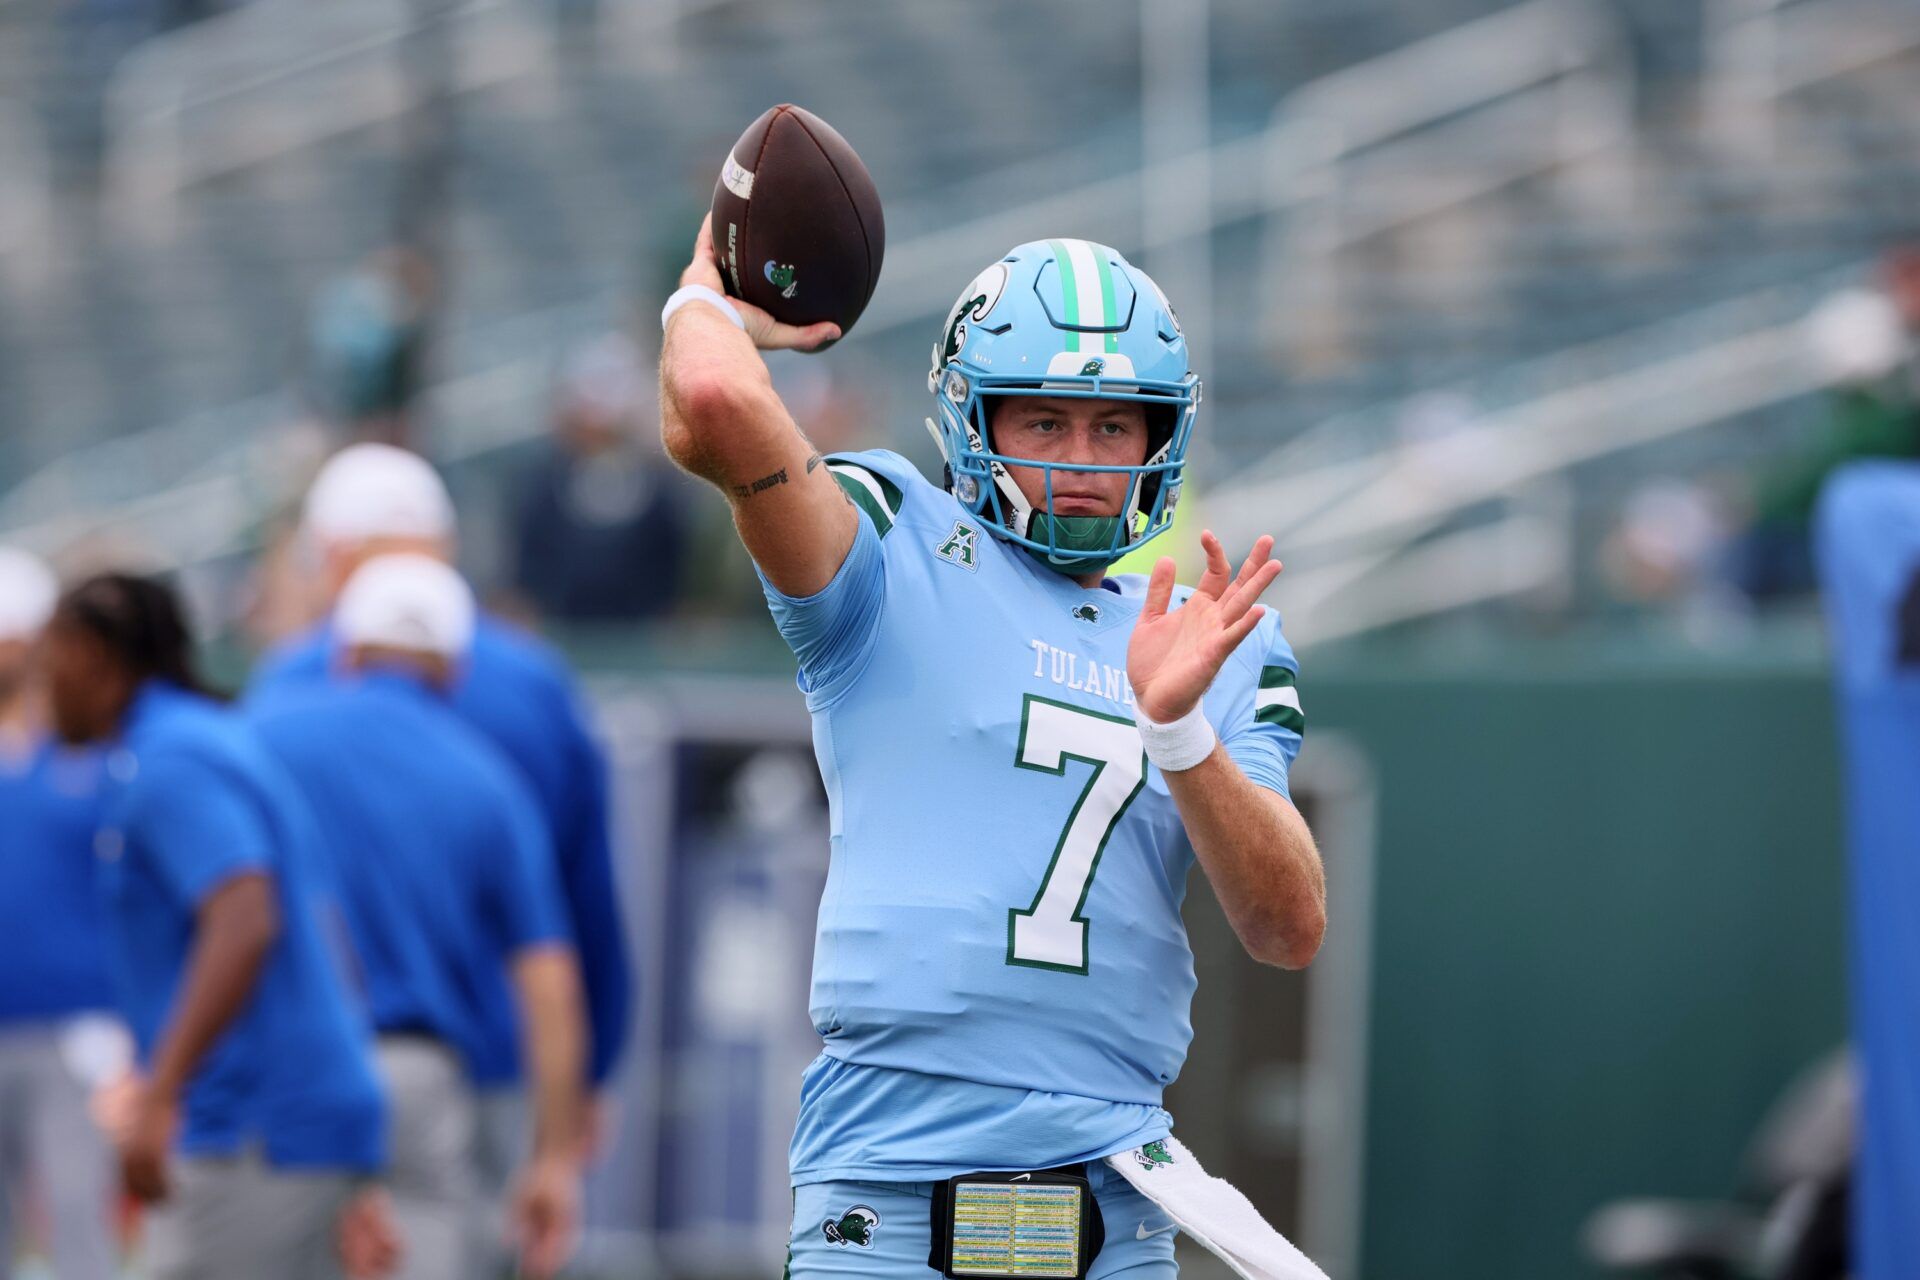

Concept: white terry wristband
[[1134, 699, 1217, 772], [661, 283, 746, 332]]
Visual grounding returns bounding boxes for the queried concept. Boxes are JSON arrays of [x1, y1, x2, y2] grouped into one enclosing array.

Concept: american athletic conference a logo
[[822, 1204, 881, 1248], [935, 521, 979, 571]]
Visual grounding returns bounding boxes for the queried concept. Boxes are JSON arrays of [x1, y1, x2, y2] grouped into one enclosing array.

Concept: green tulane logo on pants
[[823, 1204, 882, 1248]]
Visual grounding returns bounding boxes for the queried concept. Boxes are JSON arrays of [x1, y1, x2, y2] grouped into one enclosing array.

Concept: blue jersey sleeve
[[549, 693, 632, 1084], [125, 753, 274, 906], [1220, 614, 1305, 800], [483, 772, 571, 956], [757, 453, 905, 704]]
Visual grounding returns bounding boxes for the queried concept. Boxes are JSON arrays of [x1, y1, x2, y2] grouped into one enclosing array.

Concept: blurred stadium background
[[5, 0, 1915, 1274]]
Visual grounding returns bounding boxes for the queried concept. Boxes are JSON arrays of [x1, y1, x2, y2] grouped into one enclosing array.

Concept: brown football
[[708, 104, 885, 336]]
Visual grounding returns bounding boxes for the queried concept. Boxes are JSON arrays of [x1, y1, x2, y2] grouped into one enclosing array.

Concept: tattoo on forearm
[[730, 467, 789, 499], [805, 452, 823, 474]]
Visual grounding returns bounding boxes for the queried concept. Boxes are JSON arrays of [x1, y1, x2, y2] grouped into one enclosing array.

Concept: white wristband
[[1134, 699, 1217, 772], [661, 283, 746, 332]]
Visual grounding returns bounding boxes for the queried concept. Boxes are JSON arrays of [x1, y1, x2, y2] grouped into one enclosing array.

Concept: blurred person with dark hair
[[0, 549, 122, 1280], [250, 444, 631, 1237], [1740, 247, 1920, 599], [42, 572, 390, 1280], [251, 554, 588, 1280], [512, 334, 690, 622]]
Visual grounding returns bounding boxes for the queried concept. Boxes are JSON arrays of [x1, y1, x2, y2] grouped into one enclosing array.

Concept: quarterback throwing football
[[660, 221, 1327, 1280]]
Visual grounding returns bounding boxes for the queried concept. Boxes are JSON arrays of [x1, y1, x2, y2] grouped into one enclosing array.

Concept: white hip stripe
[[1105, 1137, 1329, 1280]]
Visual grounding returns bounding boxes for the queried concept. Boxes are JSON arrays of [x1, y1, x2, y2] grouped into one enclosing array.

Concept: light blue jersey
[[764, 450, 1304, 1183]]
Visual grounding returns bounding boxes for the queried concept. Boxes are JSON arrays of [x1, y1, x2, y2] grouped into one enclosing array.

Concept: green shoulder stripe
[[1255, 665, 1305, 734], [826, 461, 904, 538]]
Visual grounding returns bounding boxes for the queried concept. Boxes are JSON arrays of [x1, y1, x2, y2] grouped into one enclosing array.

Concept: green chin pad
[[1024, 514, 1123, 575]]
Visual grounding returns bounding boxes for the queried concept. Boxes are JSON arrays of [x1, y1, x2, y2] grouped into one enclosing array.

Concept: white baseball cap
[[0, 547, 58, 642], [303, 443, 456, 548], [1805, 288, 1909, 385], [334, 553, 476, 657]]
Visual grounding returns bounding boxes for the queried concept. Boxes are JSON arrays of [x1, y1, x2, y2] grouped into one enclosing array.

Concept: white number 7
[[1007, 696, 1148, 974]]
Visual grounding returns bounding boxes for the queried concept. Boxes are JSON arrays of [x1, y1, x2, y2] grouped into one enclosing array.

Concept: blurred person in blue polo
[[0, 548, 124, 1280], [511, 333, 692, 623], [39, 572, 390, 1280], [1816, 461, 1920, 1280], [250, 553, 589, 1280], [248, 444, 630, 1235], [659, 226, 1328, 1279]]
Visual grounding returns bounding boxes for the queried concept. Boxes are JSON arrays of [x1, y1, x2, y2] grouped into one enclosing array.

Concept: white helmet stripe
[[1055, 239, 1113, 354]]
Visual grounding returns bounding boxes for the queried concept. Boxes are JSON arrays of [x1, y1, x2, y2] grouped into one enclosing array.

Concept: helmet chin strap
[[934, 398, 1134, 576], [1022, 514, 1123, 576]]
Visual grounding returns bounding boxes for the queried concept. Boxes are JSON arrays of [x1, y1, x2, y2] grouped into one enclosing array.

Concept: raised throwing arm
[[658, 216, 859, 597]]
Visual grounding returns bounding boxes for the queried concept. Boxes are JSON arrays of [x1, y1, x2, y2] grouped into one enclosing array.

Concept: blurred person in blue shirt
[[251, 444, 631, 1168], [252, 554, 588, 1280], [42, 572, 390, 1280], [0, 548, 123, 1280]]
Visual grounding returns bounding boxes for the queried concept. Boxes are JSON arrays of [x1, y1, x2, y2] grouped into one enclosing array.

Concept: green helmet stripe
[[1049, 238, 1082, 351]]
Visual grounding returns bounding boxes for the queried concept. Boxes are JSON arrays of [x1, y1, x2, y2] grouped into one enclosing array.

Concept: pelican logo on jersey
[[764, 261, 798, 299], [1134, 1140, 1175, 1172], [823, 1205, 881, 1248], [1071, 602, 1102, 623], [935, 521, 979, 570]]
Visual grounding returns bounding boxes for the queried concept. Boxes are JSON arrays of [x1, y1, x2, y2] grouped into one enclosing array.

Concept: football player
[[659, 225, 1326, 1279]]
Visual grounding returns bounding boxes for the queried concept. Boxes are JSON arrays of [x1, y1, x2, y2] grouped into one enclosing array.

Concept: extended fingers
[[1142, 556, 1176, 619], [1232, 535, 1275, 591], [1196, 529, 1232, 596], [1221, 557, 1284, 622], [1212, 603, 1267, 654]]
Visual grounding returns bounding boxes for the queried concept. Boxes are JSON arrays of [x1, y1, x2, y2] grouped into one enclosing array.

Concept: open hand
[[680, 215, 840, 352], [1128, 531, 1283, 724]]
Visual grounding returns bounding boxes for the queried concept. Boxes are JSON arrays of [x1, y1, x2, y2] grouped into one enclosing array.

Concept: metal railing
[[100, 0, 732, 221], [859, 0, 1636, 346], [1707, 0, 1920, 160], [1211, 268, 1864, 647], [1255, 0, 1635, 363]]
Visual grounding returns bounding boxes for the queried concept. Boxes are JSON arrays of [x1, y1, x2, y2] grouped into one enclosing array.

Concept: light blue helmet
[[926, 239, 1199, 574]]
